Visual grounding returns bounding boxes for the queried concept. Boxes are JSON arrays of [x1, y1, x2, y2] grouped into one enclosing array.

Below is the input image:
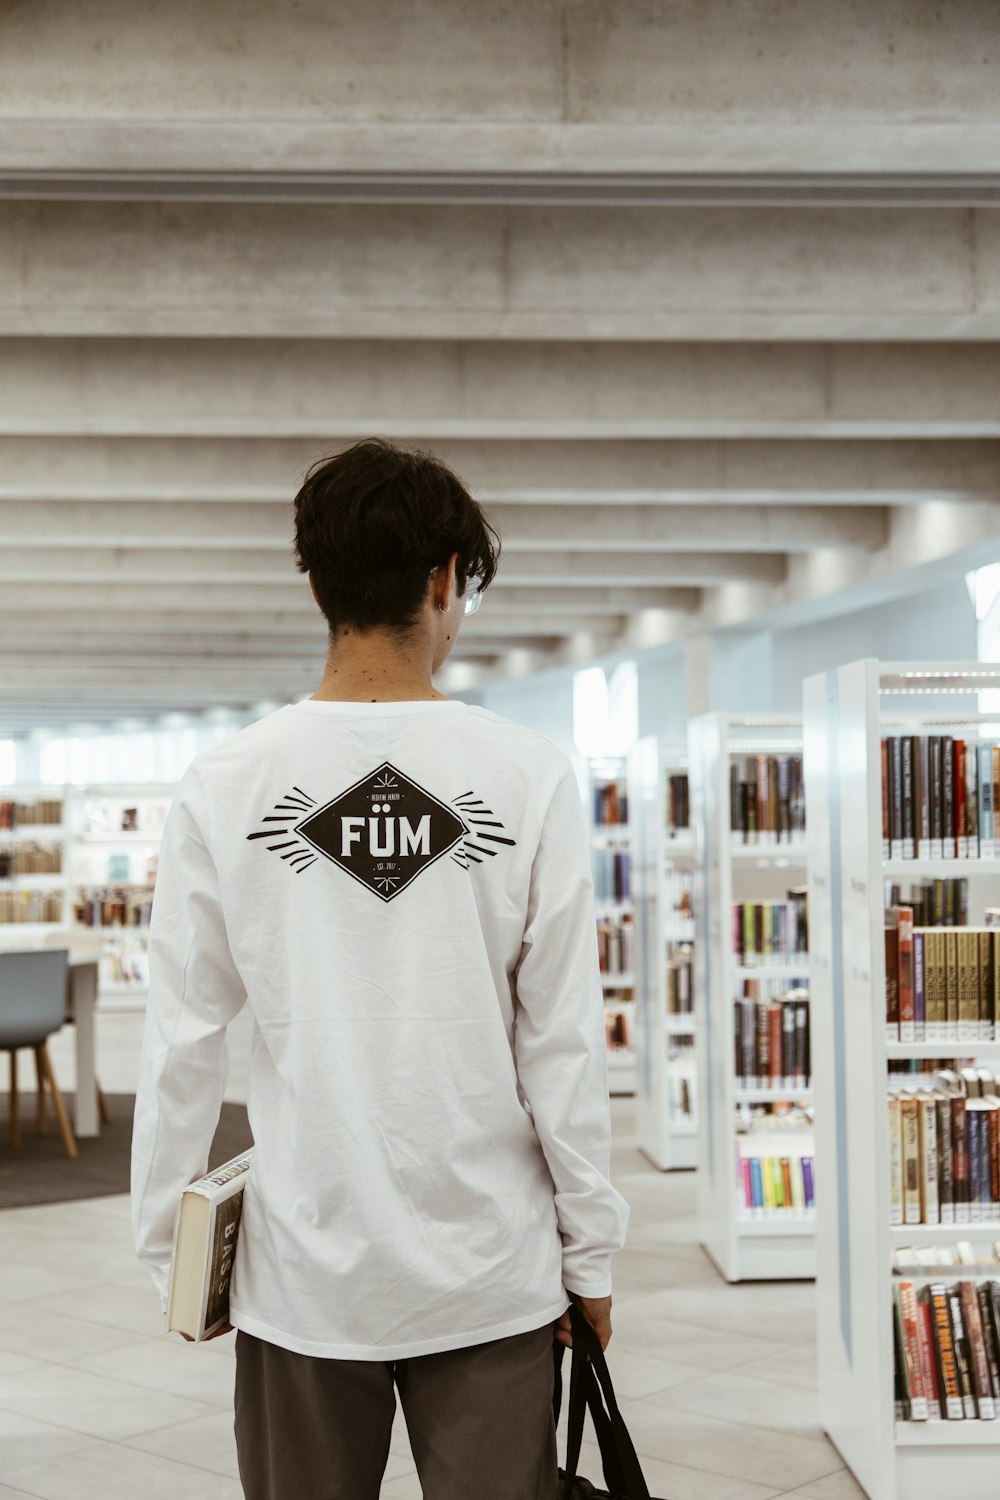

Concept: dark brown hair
[[293, 438, 501, 633]]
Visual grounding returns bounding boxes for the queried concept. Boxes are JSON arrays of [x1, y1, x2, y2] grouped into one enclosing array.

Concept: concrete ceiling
[[2, 0, 1000, 731]]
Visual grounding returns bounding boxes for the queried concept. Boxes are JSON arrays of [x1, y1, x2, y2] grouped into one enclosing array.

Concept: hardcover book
[[167, 1147, 254, 1342]]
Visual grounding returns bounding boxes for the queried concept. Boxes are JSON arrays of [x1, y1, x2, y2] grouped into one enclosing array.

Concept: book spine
[[902, 1098, 922, 1225], [967, 741, 980, 860], [885, 913, 900, 1042], [769, 1004, 782, 1087], [982, 745, 996, 860], [928, 1283, 965, 1418], [958, 929, 977, 1043], [898, 907, 915, 1043], [901, 735, 915, 860], [981, 930, 994, 1042], [917, 1298, 943, 1420], [929, 736, 943, 858], [918, 1094, 940, 1225], [881, 738, 891, 860], [749, 1156, 764, 1217], [953, 1098, 970, 1224], [898, 1282, 929, 1419], [956, 739, 969, 859], [917, 734, 931, 857], [938, 1094, 955, 1224], [891, 736, 904, 859], [913, 931, 925, 1042], [946, 928, 959, 1042], [948, 1287, 978, 1418], [802, 1156, 815, 1211], [978, 1283, 1000, 1406], [942, 735, 955, 858], [889, 1096, 903, 1225], [970, 1109, 983, 1224]]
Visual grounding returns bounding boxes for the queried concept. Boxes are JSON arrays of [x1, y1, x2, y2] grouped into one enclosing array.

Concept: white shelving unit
[[65, 783, 174, 1010], [585, 756, 636, 1097], [629, 737, 697, 1169], [688, 712, 814, 1281], [0, 786, 71, 935], [805, 659, 1000, 1500]]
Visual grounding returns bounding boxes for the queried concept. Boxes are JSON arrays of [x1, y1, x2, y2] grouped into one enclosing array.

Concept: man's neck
[[310, 626, 449, 703]]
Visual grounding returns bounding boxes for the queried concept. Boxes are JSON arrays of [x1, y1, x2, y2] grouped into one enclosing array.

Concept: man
[[131, 437, 630, 1500]]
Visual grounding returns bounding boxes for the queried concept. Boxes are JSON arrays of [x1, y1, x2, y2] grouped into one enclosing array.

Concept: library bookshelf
[[0, 783, 173, 1011], [805, 659, 1000, 1500], [585, 755, 636, 1097], [629, 737, 697, 1170], [688, 712, 814, 1282]]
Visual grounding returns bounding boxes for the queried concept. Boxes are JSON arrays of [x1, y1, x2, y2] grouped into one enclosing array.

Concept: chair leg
[[34, 1046, 47, 1134], [39, 1045, 77, 1160], [97, 1082, 111, 1125], [9, 1049, 19, 1148]]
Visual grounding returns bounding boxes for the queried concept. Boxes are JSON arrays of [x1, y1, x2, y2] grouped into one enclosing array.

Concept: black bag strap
[[560, 1304, 651, 1500], [554, 1342, 623, 1492]]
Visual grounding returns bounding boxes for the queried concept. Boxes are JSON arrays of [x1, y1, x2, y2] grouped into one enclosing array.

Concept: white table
[[66, 955, 99, 1138]]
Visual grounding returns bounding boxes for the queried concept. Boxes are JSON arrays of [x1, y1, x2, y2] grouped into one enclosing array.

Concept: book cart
[[805, 659, 1000, 1500], [586, 755, 636, 1097], [688, 712, 815, 1281], [628, 737, 697, 1169]]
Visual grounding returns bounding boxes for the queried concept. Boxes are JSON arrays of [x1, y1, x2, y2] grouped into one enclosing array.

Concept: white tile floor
[[0, 1012, 865, 1498]]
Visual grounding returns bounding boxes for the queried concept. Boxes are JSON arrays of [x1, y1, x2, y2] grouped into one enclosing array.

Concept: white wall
[[770, 580, 977, 713]]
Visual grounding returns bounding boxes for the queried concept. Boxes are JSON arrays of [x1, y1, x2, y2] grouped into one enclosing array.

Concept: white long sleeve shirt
[[131, 698, 629, 1360]]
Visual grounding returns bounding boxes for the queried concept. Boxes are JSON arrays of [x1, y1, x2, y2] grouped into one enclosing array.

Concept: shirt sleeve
[[130, 763, 248, 1316], [512, 763, 630, 1298]]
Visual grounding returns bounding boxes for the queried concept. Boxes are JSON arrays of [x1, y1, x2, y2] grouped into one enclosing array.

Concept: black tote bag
[[552, 1304, 661, 1500]]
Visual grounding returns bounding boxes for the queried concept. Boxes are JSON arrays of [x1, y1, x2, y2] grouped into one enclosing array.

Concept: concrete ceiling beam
[[0, 544, 785, 586], [0, 500, 886, 551], [1, 341, 998, 439], [1, 200, 998, 340], [0, 436, 997, 502]]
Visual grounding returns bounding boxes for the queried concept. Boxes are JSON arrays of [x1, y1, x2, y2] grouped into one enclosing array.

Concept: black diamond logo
[[294, 762, 467, 902]]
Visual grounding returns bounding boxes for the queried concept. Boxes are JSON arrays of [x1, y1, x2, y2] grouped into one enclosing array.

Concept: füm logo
[[248, 763, 469, 901]]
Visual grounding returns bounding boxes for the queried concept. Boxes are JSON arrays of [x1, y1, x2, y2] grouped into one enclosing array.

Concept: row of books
[[886, 877, 970, 929], [737, 1151, 815, 1218], [894, 1278, 1000, 1422], [0, 890, 63, 923], [734, 992, 811, 1090], [593, 849, 631, 904], [665, 773, 689, 835], [890, 1070, 1000, 1226], [729, 754, 805, 846], [606, 1007, 633, 1051], [667, 946, 693, 1015], [885, 909, 1000, 1042], [0, 844, 62, 875], [597, 913, 633, 977], [882, 735, 1000, 861], [733, 893, 808, 967], [0, 799, 63, 829], [593, 777, 628, 828], [72, 885, 155, 929]]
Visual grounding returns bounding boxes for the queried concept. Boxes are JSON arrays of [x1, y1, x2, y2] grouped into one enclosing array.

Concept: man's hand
[[554, 1294, 612, 1352], [178, 1320, 233, 1342]]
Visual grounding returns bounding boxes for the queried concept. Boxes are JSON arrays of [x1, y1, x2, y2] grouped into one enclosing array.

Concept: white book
[[167, 1148, 254, 1342]]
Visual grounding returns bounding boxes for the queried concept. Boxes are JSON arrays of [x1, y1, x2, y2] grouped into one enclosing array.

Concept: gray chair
[[0, 949, 77, 1159]]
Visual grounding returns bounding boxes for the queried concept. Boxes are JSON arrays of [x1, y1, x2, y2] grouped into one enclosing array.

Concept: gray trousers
[[233, 1321, 559, 1500]]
